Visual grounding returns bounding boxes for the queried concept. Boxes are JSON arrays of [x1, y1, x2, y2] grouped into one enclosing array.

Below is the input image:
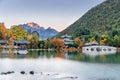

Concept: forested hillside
[[58, 0, 120, 40]]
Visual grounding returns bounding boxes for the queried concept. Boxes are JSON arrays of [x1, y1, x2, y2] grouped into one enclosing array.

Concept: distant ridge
[[19, 22, 58, 39]]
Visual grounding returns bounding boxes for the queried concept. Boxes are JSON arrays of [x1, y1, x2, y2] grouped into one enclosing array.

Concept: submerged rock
[[29, 71, 34, 75], [7, 71, 14, 74], [1, 71, 15, 75], [1, 72, 7, 75], [20, 71, 25, 74]]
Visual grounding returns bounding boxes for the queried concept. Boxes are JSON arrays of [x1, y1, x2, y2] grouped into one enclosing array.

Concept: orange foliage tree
[[53, 38, 65, 50], [0, 23, 7, 40], [74, 37, 84, 47]]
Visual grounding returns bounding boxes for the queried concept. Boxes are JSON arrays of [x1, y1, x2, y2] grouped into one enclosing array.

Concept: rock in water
[[29, 71, 34, 75], [20, 71, 25, 74]]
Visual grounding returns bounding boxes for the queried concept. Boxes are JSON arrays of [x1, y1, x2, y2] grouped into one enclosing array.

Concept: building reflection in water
[[0, 49, 120, 63]]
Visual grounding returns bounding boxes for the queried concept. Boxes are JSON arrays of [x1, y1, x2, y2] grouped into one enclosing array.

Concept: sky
[[0, 0, 105, 31]]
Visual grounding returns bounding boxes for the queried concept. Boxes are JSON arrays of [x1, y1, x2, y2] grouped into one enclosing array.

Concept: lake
[[0, 50, 120, 80]]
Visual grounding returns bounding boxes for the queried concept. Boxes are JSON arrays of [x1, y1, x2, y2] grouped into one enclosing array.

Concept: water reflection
[[0, 49, 120, 63]]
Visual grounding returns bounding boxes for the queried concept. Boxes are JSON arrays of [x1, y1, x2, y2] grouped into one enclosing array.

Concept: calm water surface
[[0, 50, 120, 80]]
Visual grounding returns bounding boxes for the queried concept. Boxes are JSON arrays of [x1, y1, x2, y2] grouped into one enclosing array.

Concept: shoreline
[[1, 47, 120, 53]]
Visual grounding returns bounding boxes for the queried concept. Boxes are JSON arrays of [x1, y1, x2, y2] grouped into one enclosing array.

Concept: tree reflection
[[0, 50, 120, 63], [100, 55, 107, 62]]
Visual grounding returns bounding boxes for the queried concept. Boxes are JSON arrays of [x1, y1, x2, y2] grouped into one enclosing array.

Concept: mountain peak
[[19, 23, 58, 39], [47, 27, 51, 29], [27, 22, 40, 28]]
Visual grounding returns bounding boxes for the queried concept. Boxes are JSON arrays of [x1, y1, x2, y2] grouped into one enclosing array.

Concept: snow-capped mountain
[[19, 22, 58, 39]]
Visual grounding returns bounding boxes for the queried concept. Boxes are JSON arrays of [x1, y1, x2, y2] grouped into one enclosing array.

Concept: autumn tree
[[0, 23, 7, 40], [74, 37, 84, 48], [26, 33, 39, 49], [100, 34, 109, 45], [89, 37, 96, 42], [7, 25, 28, 41], [27, 34, 32, 41], [53, 38, 65, 50]]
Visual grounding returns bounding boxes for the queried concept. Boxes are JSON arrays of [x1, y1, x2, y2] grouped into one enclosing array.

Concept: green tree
[[38, 40, 45, 49], [31, 34, 39, 49], [45, 38, 54, 49], [113, 35, 120, 47], [111, 30, 119, 37], [7, 26, 28, 41]]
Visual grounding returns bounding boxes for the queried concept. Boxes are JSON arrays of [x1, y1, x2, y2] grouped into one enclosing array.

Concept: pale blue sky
[[0, 0, 105, 31]]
